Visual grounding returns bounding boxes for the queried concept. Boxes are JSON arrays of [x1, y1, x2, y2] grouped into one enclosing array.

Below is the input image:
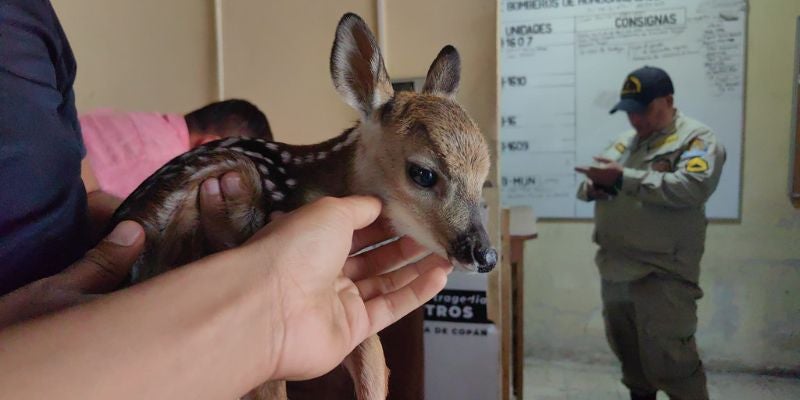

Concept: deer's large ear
[[422, 45, 461, 99], [330, 13, 394, 119]]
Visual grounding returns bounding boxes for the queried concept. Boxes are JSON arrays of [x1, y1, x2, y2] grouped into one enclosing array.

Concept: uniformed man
[[575, 66, 726, 400]]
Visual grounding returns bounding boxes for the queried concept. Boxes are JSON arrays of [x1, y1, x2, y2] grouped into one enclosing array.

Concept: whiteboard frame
[[498, 0, 749, 222]]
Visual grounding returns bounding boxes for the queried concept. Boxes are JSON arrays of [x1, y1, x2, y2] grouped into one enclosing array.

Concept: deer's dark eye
[[408, 164, 437, 188]]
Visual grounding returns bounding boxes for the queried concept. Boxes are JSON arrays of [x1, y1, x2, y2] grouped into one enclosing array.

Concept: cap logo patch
[[621, 76, 642, 95]]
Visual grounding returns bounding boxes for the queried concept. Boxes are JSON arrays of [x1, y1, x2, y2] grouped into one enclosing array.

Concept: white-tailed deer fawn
[[111, 12, 495, 400]]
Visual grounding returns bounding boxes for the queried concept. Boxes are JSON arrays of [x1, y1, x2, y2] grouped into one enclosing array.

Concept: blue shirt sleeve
[[0, 0, 90, 295]]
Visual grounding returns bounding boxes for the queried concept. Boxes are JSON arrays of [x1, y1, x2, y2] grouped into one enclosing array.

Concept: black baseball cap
[[609, 66, 674, 114]]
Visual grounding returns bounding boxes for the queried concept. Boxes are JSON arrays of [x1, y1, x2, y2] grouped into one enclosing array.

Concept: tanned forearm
[[0, 247, 281, 400]]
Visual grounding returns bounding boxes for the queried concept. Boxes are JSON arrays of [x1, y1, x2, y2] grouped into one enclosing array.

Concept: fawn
[[110, 12, 495, 400]]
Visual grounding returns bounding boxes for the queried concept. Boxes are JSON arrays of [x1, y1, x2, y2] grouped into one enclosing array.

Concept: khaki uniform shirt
[[577, 112, 726, 283]]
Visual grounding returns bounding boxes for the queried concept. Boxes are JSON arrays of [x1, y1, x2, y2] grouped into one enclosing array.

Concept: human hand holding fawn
[[0, 174, 248, 328], [0, 195, 450, 400], [249, 196, 452, 381]]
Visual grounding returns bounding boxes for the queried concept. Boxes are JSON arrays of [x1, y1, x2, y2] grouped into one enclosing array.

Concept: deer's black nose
[[474, 247, 497, 273]]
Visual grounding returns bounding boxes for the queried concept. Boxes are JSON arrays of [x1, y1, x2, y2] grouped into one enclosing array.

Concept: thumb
[[335, 196, 382, 231], [593, 156, 613, 164], [60, 220, 146, 293]]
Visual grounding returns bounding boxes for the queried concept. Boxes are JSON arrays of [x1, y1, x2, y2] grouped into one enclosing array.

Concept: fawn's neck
[[276, 126, 363, 209]]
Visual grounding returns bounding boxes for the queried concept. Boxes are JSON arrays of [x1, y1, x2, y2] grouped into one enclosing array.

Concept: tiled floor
[[523, 359, 800, 400]]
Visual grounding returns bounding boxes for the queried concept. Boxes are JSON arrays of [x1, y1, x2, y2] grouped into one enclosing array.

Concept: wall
[[384, 0, 498, 150], [52, 0, 216, 113], [523, 0, 800, 373], [221, 0, 374, 145]]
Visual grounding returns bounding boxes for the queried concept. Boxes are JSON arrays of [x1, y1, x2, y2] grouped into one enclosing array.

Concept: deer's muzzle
[[450, 220, 496, 273], [473, 247, 498, 273]]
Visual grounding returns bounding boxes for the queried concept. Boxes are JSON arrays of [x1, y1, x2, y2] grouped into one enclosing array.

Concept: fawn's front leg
[[344, 334, 390, 400], [242, 380, 287, 400], [247, 335, 388, 400]]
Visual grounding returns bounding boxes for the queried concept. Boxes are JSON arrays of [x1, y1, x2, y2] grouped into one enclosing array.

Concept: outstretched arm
[[0, 196, 450, 400]]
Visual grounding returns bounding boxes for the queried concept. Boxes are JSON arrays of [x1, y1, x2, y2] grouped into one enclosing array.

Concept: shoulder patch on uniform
[[651, 133, 678, 150], [685, 157, 709, 173], [690, 138, 706, 150], [680, 149, 707, 160], [614, 142, 627, 153]]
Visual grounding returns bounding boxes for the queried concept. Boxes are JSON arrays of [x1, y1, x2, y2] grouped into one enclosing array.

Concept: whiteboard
[[499, 0, 746, 219]]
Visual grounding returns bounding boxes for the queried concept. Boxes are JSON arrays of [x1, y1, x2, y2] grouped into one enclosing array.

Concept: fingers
[[0, 281, 88, 328], [199, 177, 230, 250], [589, 189, 611, 200], [362, 264, 450, 336], [351, 217, 395, 253], [247, 196, 382, 248], [328, 196, 382, 232], [587, 179, 611, 199], [199, 172, 246, 251], [286, 196, 382, 233], [220, 172, 245, 198], [343, 236, 430, 281], [273, 196, 383, 233], [574, 166, 590, 175], [355, 254, 451, 301], [59, 220, 145, 293], [593, 156, 612, 164]]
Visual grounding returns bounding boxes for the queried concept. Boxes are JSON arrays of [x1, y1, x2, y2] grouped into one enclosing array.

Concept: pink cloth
[[80, 109, 190, 199]]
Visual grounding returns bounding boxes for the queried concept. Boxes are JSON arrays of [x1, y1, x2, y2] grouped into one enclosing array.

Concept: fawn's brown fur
[[111, 13, 495, 400]]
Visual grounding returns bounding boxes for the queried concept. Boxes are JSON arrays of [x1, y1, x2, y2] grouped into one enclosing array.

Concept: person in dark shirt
[[0, 0, 90, 295], [0, 1, 248, 296]]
